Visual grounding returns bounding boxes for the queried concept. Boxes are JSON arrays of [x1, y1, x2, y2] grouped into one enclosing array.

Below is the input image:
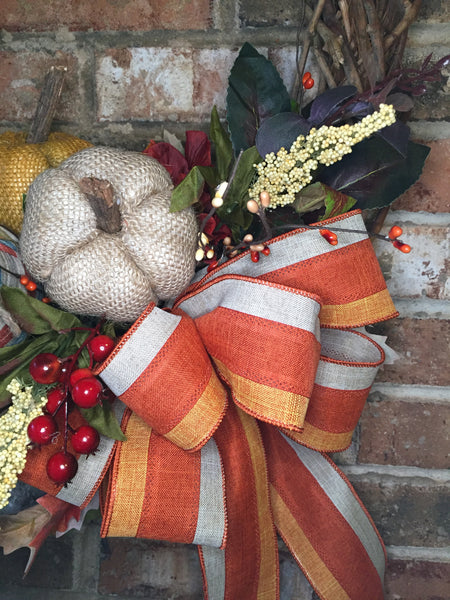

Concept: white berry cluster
[[0, 379, 46, 509], [249, 103, 396, 207]]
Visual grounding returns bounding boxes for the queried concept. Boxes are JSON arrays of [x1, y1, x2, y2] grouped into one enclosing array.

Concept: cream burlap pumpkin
[[19, 146, 198, 322]]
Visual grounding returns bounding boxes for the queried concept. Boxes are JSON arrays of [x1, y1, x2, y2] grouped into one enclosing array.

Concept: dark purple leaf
[[376, 121, 410, 157], [308, 85, 357, 125], [319, 138, 430, 210], [255, 112, 311, 157], [386, 93, 414, 112]]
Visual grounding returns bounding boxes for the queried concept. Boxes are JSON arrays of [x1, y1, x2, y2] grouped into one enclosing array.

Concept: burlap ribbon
[[20, 210, 396, 599]]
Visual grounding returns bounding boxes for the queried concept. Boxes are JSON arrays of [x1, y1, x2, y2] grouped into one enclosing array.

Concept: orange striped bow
[[95, 210, 394, 600]]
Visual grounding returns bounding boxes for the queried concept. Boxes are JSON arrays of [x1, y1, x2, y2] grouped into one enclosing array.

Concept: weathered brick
[[96, 47, 195, 122], [0, 530, 74, 588], [392, 139, 450, 213], [192, 48, 237, 117], [372, 319, 450, 386], [99, 538, 203, 598], [239, 0, 301, 27], [349, 477, 449, 547], [0, 0, 211, 32], [359, 396, 450, 469], [0, 50, 84, 124], [418, 0, 450, 23], [386, 559, 450, 600], [373, 224, 448, 300]]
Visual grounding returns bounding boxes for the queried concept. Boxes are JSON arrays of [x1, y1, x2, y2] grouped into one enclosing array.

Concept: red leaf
[[24, 495, 80, 575], [143, 142, 189, 185], [185, 130, 211, 169]]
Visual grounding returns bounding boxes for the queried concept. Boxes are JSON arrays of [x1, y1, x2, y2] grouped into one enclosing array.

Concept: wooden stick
[[79, 178, 122, 234], [384, 0, 422, 50], [26, 66, 67, 144]]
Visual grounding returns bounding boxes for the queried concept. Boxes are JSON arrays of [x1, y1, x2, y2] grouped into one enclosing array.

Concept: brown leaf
[[0, 504, 52, 555]]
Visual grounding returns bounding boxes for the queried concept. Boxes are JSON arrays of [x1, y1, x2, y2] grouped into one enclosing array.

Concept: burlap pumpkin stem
[[19, 146, 198, 322]]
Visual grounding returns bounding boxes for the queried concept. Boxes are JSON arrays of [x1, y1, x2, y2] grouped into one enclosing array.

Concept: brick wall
[[0, 1, 449, 599]]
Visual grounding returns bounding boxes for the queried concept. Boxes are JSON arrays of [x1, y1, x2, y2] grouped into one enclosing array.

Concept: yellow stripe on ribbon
[[271, 486, 350, 600], [237, 408, 279, 600], [215, 358, 309, 431], [285, 422, 354, 453], [164, 370, 227, 451], [320, 289, 397, 327], [104, 412, 152, 538]]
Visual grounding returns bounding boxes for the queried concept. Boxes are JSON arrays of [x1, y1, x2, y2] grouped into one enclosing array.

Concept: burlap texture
[[19, 146, 198, 322]]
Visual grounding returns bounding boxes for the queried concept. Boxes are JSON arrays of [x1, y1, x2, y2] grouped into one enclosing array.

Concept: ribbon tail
[[261, 424, 386, 600], [200, 403, 279, 600]]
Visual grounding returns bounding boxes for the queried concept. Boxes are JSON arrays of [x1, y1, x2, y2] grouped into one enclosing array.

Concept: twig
[[363, 0, 386, 82], [384, 0, 422, 50], [294, 0, 328, 106], [26, 66, 67, 144], [313, 43, 337, 88], [79, 178, 122, 234]]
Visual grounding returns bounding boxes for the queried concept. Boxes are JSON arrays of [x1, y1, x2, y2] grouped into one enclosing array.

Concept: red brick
[[359, 397, 450, 469], [0, 51, 83, 123], [386, 559, 450, 600], [392, 140, 450, 213], [0, 0, 211, 32], [349, 478, 449, 547], [373, 319, 450, 386], [99, 538, 203, 597]]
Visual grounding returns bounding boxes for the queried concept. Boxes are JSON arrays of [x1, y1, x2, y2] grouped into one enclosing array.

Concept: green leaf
[[0, 332, 60, 407], [0, 287, 82, 335], [293, 182, 328, 215], [169, 166, 205, 212], [81, 402, 126, 441], [226, 43, 291, 153], [210, 105, 233, 182], [217, 146, 262, 227], [321, 187, 357, 220]]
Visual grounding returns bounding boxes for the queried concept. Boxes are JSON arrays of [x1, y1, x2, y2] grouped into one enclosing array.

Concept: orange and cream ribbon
[[21, 210, 394, 599]]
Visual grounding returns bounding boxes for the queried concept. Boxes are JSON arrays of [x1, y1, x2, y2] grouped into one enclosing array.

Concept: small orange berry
[[388, 225, 403, 240], [20, 275, 29, 286], [302, 72, 311, 84], [303, 77, 314, 90], [42, 297, 51, 304], [25, 281, 37, 292]]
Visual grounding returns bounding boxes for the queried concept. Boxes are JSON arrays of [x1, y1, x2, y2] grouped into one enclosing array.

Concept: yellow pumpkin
[[0, 131, 92, 234]]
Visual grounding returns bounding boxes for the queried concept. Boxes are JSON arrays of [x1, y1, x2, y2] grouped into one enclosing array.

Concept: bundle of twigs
[[294, 0, 422, 102]]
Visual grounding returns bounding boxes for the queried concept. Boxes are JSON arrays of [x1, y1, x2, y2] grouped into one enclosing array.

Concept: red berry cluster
[[26, 332, 116, 485], [302, 71, 315, 89]]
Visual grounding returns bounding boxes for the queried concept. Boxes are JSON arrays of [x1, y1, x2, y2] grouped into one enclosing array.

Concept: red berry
[[46, 387, 66, 414], [71, 425, 100, 455], [88, 335, 115, 362], [27, 414, 58, 445], [250, 250, 260, 263], [29, 353, 62, 384], [71, 376, 102, 408], [261, 246, 271, 256], [20, 275, 29, 286], [42, 297, 51, 304], [388, 225, 403, 240], [302, 71, 311, 84], [69, 368, 93, 388], [46, 451, 78, 484], [303, 77, 314, 89], [25, 280, 37, 292]]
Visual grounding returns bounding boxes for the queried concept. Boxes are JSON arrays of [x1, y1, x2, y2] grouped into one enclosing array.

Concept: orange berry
[[20, 275, 29, 286], [388, 225, 403, 240], [25, 281, 37, 292], [303, 77, 314, 90]]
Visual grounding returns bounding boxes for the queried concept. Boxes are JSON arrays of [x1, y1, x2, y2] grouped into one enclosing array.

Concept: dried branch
[[26, 66, 67, 144], [384, 0, 422, 50], [313, 42, 338, 88], [363, 0, 385, 82]]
